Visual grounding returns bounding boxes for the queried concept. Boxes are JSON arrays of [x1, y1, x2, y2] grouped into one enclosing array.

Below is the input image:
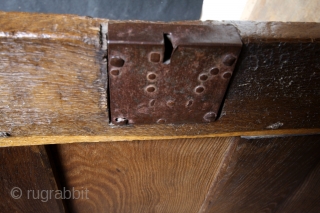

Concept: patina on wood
[[0, 12, 319, 146], [0, 145, 65, 212]]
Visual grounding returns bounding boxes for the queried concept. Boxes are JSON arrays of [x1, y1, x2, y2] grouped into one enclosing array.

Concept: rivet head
[[203, 112, 216, 122], [223, 54, 236, 66]]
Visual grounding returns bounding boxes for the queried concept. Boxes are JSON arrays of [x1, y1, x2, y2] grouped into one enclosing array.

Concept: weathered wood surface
[[0, 11, 319, 146], [0, 145, 65, 213], [52, 137, 236, 212], [52, 135, 320, 213], [200, 135, 320, 213]]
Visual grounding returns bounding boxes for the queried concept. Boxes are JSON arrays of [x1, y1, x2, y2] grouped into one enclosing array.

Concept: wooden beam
[[0, 11, 319, 146]]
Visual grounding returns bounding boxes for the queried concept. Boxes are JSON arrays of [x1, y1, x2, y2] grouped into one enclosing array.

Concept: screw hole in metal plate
[[110, 57, 125, 67], [223, 72, 232, 79], [110, 69, 120, 76], [147, 73, 157, 81], [149, 52, 161, 63], [210, 67, 219, 75], [146, 85, 156, 93], [195, 86, 205, 94]]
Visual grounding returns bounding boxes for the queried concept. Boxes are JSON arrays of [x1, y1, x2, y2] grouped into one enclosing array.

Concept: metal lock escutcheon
[[107, 22, 242, 125]]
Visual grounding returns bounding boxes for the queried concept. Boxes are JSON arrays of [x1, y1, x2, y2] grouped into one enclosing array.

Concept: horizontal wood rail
[[0, 11, 319, 146]]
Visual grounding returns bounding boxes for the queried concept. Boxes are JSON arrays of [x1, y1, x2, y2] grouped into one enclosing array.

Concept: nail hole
[[0, 132, 11, 137], [110, 57, 125, 67], [223, 54, 236, 66], [146, 85, 156, 93], [199, 74, 208, 81], [203, 112, 216, 122], [147, 73, 156, 80], [115, 117, 128, 125], [157, 119, 166, 124], [110, 69, 120, 76], [150, 52, 161, 63], [210, 67, 219, 75], [195, 86, 205, 94], [149, 99, 155, 107], [223, 72, 232, 79], [166, 100, 175, 107], [186, 100, 193, 107]]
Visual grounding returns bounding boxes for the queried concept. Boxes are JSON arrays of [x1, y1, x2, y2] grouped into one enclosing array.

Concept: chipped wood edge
[[0, 128, 319, 147]]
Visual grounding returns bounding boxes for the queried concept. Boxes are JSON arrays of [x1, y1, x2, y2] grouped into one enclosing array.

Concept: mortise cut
[[163, 33, 173, 64]]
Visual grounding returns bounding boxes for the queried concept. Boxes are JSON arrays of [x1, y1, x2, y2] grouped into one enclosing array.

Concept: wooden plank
[[200, 135, 320, 213], [277, 159, 320, 213], [0, 146, 65, 212], [52, 137, 236, 213], [0, 11, 319, 146]]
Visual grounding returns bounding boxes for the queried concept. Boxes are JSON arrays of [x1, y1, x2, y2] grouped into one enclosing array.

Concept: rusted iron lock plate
[[107, 22, 242, 125]]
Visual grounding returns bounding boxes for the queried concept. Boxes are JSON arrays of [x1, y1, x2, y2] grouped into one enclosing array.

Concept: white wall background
[[201, 0, 249, 20]]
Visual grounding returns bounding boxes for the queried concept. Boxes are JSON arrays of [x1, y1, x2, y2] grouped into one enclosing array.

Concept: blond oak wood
[[53, 137, 236, 213]]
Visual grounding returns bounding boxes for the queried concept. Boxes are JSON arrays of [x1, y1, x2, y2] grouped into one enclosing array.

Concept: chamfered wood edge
[[0, 129, 319, 147]]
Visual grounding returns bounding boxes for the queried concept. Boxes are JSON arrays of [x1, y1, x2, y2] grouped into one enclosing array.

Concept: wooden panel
[[0, 146, 65, 213], [52, 137, 236, 213], [200, 135, 320, 213], [278, 160, 320, 213], [0, 11, 319, 146]]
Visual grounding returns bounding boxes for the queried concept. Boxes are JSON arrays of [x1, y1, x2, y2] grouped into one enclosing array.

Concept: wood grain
[[200, 135, 320, 213], [0, 146, 65, 213], [0, 11, 319, 146], [52, 137, 236, 213], [278, 159, 320, 213]]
